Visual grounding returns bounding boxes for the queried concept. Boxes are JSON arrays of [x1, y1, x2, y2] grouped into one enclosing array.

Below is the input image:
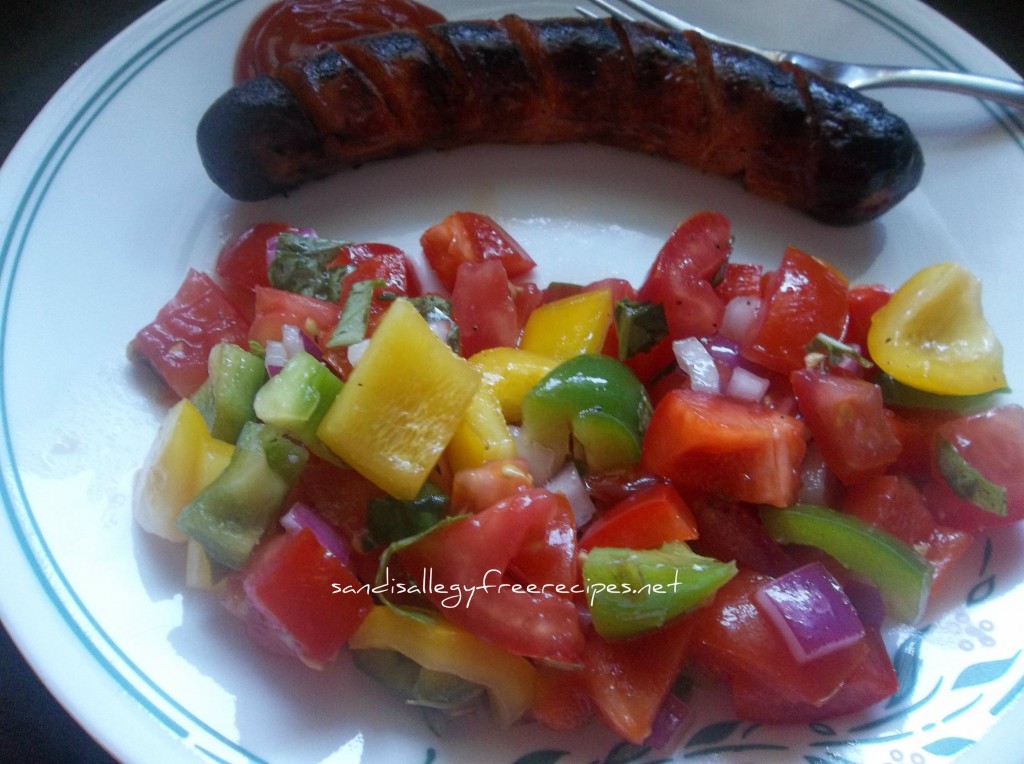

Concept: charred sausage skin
[[196, 16, 923, 225]]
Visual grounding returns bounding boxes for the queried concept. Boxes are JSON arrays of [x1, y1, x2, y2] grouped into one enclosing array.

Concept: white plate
[[2, 1, 1023, 762]]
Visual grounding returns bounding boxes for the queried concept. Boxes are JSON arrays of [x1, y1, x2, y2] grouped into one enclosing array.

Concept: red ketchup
[[234, 0, 447, 82]]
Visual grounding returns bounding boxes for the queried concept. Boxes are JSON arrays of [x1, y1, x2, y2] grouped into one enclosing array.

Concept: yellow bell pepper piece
[[519, 288, 612, 359], [867, 262, 1007, 395], [470, 347, 558, 424], [446, 385, 516, 473], [133, 398, 234, 542], [349, 606, 537, 727], [317, 299, 480, 500]]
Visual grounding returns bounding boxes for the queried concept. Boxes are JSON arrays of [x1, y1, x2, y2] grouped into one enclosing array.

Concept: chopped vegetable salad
[[129, 210, 1023, 745]]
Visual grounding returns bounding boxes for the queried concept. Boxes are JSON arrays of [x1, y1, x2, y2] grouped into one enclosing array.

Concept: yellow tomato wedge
[[867, 262, 1006, 395]]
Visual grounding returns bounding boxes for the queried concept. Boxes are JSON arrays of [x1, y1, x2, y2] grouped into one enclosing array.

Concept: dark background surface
[[0, 1, 1021, 762]]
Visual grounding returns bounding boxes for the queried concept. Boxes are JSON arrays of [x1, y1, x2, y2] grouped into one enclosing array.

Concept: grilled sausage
[[196, 15, 924, 225]]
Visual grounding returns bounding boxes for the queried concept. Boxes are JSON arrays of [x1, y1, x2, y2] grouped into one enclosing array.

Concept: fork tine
[[580, 0, 637, 23], [600, 0, 711, 38]]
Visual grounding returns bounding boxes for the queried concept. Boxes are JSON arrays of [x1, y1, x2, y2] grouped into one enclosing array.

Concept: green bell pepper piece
[[521, 354, 652, 472], [176, 421, 308, 569], [190, 342, 267, 443], [252, 351, 343, 461], [583, 541, 737, 640], [760, 504, 933, 624]]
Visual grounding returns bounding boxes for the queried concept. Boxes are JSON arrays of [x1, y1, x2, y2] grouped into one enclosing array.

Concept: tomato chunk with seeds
[[420, 211, 536, 291], [131, 269, 250, 398], [791, 369, 901, 486]]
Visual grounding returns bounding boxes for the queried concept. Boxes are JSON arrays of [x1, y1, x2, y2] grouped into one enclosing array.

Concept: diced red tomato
[[926, 405, 1024, 532], [642, 389, 807, 508], [790, 369, 902, 486], [330, 242, 420, 300], [579, 483, 698, 552], [646, 211, 732, 284], [530, 662, 594, 732], [215, 222, 298, 319], [728, 627, 897, 723], [845, 283, 892, 361], [582, 616, 694, 744], [450, 458, 534, 514], [131, 269, 250, 398], [241, 528, 373, 669], [420, 211, 536, 291], [742, 247, 849, 373], [688, 497, 797, 577], [841, 475, 972, 590], [715, 262, 763, 302], [690, 570, 868, 707], [512, 281, 544, 328], [396, 488, 584, 662], [249, 286, 340, 345], [451, 259, 520, 357], [637, 212, 730, 342]]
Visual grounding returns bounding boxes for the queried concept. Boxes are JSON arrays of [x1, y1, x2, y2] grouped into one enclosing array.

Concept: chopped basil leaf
[[877, 373, 1007, 413], [614, 299, 668, 360], [367, 483, 450, 548], [935, 436, 1008, 517], [269, 232, 352, 301], [805, 333, 873, 370], [409, 294, 460, 354], [327, 278, 385, 348]]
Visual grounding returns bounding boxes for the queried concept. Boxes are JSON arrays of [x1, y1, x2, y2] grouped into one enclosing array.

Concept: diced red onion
[[347, 338, 370, 367], [644, 691, 691, 750], [797, 442, 840, 508], [754, 561, 866, 663], [720, 296, 761, 344], [427, 316, 456, 345], [264, 340, 288, 376], [706, 335, 740, 369], [673, 337, 720, 394], [841, 577, 887, 629], [545, 462, 596, 527], [725, 366, 770, 402], [280, 501, 352, 566], [301, 330, 323, 362], [509, 425, 562, 485]]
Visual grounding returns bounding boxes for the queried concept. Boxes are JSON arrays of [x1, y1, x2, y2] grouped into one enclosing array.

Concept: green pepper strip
[[582, 541, 737, 640], [521, 354, 652, 472], [760, 504, 933, 624]]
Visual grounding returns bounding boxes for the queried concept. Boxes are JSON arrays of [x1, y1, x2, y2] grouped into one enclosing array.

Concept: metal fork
[[578, 0, 1024, 108]]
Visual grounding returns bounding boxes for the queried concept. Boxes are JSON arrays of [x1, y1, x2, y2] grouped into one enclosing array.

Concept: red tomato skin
[[688, 497, 797, 577], [131, 269, 250, 398], [397, 489, 584, 663], [728, 627, 897, 723], [841, 474, 972, 589], [742, 247, 849, 373], [451, 259, 519, 357], [715, 262, 763, 302], [215, 222, 296, 319], [420, 211, 536, 292], [646, 211, 732, 284], [242, 528, 373, 669], [249, 286, 341, 346], [579, 483, 698, 552], [926, 405, 1024, 531], [531, 662, 595, 732], [582, 616, 694, 744], [234, 0, 446, 82], [642, 389, 807, 508], [790, 369, 902, 486], [844, 283, 892, 360], [690, 570, 869, 707], [450, 458, 534, 515]]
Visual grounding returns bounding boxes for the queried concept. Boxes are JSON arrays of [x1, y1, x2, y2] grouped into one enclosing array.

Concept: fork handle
[[854, 67, 1024, 107]]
